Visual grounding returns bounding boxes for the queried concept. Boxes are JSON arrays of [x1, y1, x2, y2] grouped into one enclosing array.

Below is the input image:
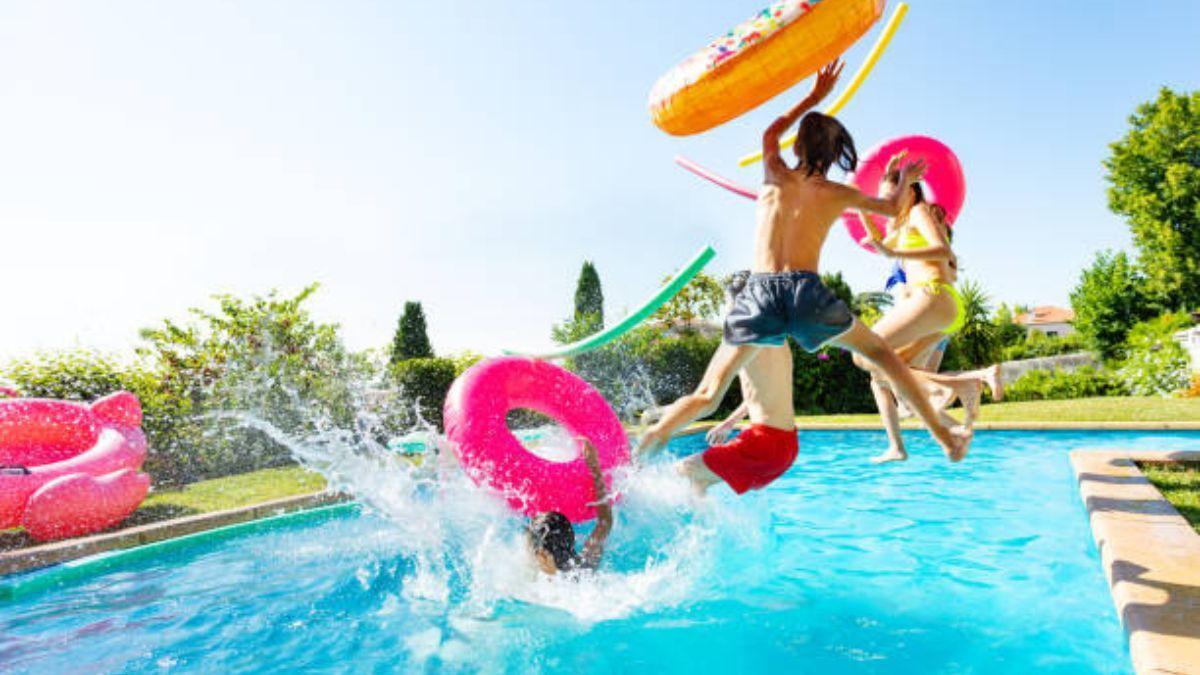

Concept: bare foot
[[941, 425, 973, 463], [871, 446, 908, 464], [984, 364, 1004, 402], [637, 428, 669, 459]]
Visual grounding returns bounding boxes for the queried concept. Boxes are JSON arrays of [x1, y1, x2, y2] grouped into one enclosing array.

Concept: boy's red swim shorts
[[702, 424, 798, 495]]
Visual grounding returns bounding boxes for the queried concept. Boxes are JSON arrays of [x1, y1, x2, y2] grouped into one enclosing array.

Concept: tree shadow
[[1076, 472, 1149, 486], [1110, 557, 1200, 641], [122, 503, 201, 527], [1085, 495, 1183, 518]]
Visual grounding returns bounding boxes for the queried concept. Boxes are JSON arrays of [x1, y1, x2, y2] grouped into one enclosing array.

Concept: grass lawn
[[126, 465, 328, 525], [1139, 462, 1200, 534], [1, 466, 328, 551], [793, 396, 1200, 426]]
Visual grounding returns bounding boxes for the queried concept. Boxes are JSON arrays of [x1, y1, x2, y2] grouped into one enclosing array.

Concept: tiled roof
[[1015, 306, 1075, 325]]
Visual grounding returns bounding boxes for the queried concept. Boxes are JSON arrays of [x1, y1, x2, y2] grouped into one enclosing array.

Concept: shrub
[[1001, 331, 1088, 361], [1003, 366, 1128, 402], [791, 344, 875, 415], [389, 357, 458, 430], [1117, 313, 1193, 396], [2, 350, 198, 483], [134, 284, 361, 484]]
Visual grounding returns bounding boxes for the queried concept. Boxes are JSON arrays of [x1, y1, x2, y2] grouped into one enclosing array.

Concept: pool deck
[[0, 491, 347, 577], [1070, 449, 1200, 675]]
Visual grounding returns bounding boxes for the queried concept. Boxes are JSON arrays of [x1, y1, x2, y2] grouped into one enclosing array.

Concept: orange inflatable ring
[[649, 0, 885, 136]]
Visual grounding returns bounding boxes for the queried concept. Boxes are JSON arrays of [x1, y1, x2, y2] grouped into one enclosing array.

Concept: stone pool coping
[[679, 421, 1200, 435], [0, 491, 348, 577], [1070, 449, 1200, 675]]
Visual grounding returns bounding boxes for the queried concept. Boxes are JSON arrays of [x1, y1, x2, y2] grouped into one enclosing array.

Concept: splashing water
[[222, 406, 772, 625]]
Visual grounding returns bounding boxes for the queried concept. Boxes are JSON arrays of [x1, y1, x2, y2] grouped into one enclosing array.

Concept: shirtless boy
[[638, 61, 971, 493]]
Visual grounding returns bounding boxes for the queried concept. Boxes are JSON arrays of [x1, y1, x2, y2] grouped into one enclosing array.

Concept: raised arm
[[762, 60, 843, 180], [579, 441, 613, 570], [839, 158, 927, 217]]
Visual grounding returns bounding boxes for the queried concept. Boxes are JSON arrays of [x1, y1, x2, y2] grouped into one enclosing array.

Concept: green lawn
[[1139, 462, 1200, 534], [126, 465, 328, 525], [793, 396, 1200, 425]]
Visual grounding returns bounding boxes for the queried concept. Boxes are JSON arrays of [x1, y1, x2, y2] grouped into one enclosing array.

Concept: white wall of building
[[1176, 327, 1200, 374]]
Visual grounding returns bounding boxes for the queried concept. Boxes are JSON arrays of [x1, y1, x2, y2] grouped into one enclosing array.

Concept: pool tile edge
[[1069, 449, 1200, 675]]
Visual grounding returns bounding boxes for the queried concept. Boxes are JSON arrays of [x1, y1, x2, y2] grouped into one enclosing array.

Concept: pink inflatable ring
[[843, 134, 966, 253], [443, 357, 630, 523]]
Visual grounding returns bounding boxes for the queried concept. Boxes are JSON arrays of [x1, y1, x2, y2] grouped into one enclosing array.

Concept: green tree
[[391, 301, 434, 364], [1070, 250, 1155, 360], [137, 284, 360, 483], [853, 291, 893, 326], [994, 303, 1026, 349], [821, 271, 854, 307], [652, 271, 725, 329], [1105, 88, 1200, 308], [553, 261, 605, 343], [944, 279, 999, 369]]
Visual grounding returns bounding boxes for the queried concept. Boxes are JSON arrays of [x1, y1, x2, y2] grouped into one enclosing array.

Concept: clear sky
[[1, 1, 1198, 359]]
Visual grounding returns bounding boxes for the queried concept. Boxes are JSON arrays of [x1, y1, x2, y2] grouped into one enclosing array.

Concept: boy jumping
[[638, 60, 971, 493]]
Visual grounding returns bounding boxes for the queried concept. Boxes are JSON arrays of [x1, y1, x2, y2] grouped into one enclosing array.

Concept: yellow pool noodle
[[737, 2, 908, 168]]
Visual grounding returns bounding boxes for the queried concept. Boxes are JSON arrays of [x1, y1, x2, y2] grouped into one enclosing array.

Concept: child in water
[[527, 441, 613, 574]]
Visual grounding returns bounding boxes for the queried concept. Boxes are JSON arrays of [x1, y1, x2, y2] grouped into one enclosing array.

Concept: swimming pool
[[3, 430, 1198, 673]]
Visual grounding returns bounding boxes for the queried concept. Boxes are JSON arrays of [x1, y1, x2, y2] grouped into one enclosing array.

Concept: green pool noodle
[[506, 245, 717, 360]]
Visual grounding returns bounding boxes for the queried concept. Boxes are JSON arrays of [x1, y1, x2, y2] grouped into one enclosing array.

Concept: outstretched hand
[[706, 420, 736, 446], [809, 59, 844, 104], [884, 150, 908, 177], [899, 158, 928, 186]]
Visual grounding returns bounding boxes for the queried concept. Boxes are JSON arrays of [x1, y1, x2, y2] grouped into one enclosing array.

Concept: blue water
[[4, 430, 1198, 674]]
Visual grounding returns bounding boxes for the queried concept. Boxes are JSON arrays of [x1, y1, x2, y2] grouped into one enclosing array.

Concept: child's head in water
[[794, 112, 857, 176], [527, 511, 577, 574], [526, 441, 613, 575]]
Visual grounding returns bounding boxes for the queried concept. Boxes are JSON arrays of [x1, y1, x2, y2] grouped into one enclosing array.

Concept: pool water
[[4, 430, 1198, 674]]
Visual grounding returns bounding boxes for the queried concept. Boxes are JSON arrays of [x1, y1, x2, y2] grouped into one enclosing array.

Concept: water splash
[[203, 323, 772, 633]]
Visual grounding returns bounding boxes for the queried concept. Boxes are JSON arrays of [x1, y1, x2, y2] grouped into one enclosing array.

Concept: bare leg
[[834, 321, 971, 462], [868, 378, 907, 464], [638, 343, 760, 456], [677, 454, 723, 496]]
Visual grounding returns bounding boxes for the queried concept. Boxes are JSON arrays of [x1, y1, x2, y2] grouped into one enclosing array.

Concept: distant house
[[1015, 306, 1076, 338], [1175, 326, 1200, 374]]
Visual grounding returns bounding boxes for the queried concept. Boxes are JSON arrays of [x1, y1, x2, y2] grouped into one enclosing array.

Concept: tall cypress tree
[[390, 301, 433, 364], [573, 261, 604, 337], [574, 261, 604, 325], [551, 261, 605, 344]]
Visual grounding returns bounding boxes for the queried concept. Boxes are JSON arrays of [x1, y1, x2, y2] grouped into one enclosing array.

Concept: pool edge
[[1069, 449, 1200, 675], [0, 491, 351, 579]]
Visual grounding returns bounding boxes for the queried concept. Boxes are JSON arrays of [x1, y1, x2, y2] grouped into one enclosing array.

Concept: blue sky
[[1, 1, 1198, 359]]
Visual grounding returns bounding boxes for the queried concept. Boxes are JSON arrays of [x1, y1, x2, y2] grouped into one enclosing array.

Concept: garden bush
[[1001, 331, 1088, 361], [2, 350, 199, 484], [1116, 313, 1193, 396], [389, 357, 458, 430], [1003, 366, 1128, 402]]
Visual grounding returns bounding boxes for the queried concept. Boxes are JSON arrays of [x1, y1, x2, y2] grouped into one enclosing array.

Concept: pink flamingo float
[[0, 391, 151, 541]]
